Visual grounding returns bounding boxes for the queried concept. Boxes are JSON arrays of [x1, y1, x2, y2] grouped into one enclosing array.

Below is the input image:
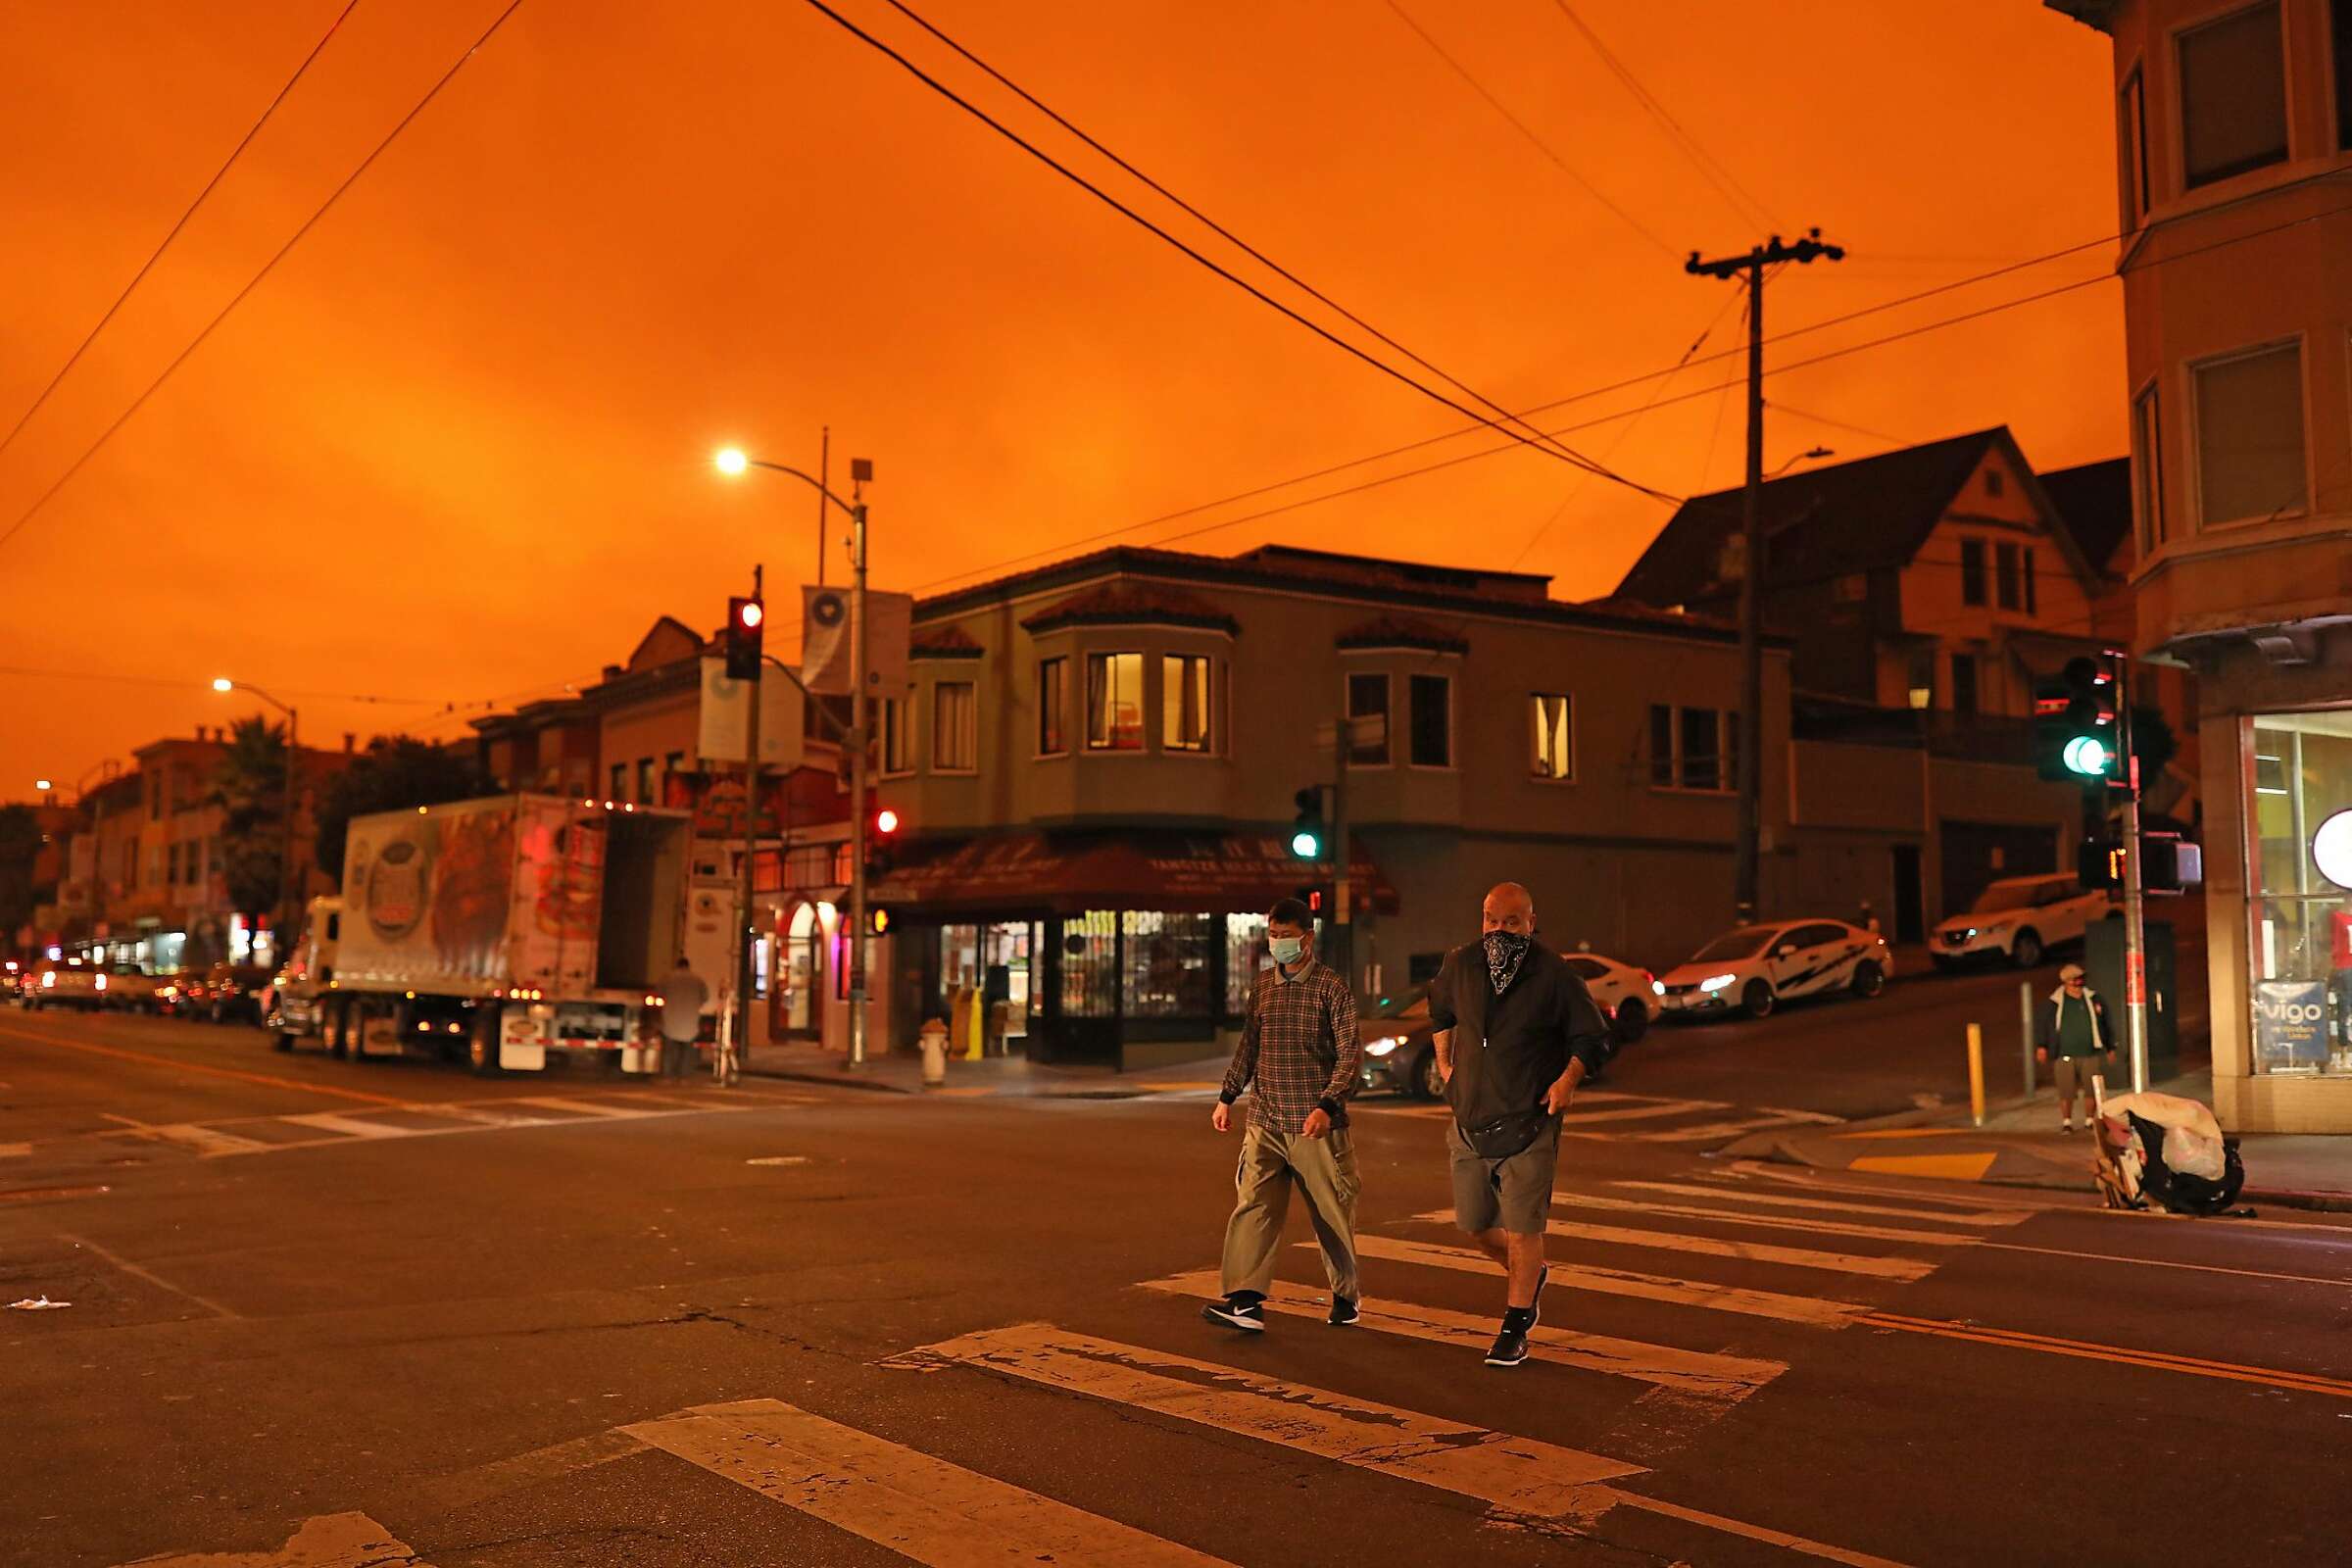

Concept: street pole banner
[[697, 658, 806, 767], [802, 587, 853, 696], [860, 590, 913, 697]]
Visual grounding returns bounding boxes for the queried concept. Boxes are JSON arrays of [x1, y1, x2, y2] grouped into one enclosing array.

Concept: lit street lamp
[[714, 445, 876, 1069], [211, 677, 301, 967]]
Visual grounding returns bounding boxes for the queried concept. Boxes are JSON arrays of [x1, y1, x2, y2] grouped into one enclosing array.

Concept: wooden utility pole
[[1685, 228, 1843, 921]]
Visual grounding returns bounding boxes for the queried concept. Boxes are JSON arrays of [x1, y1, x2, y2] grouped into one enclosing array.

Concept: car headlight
[[1697, 973, 1739, 993], [1365, 1035, 1404, 1057], [1651, 980, 1666, 996]]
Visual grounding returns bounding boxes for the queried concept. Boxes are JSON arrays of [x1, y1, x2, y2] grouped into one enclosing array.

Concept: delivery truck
[[266, 795, 694, 1074]]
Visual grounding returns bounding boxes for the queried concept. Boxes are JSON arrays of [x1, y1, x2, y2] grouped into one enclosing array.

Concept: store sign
[[2313, 808, 2352, 890], [2252, 979, 2328, 1070]]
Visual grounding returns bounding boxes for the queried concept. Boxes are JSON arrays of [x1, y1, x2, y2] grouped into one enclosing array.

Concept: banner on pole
[[802, 587, 853, 696], [697, 658, 805, 766]]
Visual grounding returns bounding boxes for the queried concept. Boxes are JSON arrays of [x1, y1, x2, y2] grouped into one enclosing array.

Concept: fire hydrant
[[917, 1017, 950, 1087]]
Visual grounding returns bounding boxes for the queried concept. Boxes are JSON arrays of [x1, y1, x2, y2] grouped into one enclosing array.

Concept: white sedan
[[1654, 919, 1892, 1021], [1932, 873, 2114, 970], [1563, 950, 1657, 1043]]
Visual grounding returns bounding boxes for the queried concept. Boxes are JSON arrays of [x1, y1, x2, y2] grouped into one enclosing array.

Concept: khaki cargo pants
[[1219, 1122, 1361, 1301]]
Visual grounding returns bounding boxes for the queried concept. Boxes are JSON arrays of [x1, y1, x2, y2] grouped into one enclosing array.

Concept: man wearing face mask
[[1203, 897, 1363, 1333], [1428, 882, 1610, 1367]]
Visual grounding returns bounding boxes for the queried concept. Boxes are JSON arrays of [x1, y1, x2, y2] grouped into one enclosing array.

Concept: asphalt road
[[2, 999, 2341, 1568]]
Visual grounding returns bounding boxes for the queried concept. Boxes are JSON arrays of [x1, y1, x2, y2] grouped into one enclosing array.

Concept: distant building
[[2046, 0, 2352, 1132]]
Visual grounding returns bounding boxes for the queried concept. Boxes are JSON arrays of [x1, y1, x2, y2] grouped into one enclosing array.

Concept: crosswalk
[[86, 1086, 826, 1163], [1355, 1088, 1845, 1144]]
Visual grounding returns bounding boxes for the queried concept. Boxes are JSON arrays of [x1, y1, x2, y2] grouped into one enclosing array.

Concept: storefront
[[2217, 705, 2352, 1131], [873, 830, 1395, 1070]]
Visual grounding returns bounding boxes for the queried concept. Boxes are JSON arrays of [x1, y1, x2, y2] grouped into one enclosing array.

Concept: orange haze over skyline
[[3, 0, 2123, 791]]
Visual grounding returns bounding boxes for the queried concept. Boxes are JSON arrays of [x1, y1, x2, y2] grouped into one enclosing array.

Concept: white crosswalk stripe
[[1608, 1179, 2030, 1228], [279, 1111, 417, 1141], [1409, 1209, 1936, 1280], [1610, 1112, 1826, 1143], [1339, 1234, 1869, 1325], [1357, 1095, 1849, 1146], [1553, 1192, 1989, 1249]]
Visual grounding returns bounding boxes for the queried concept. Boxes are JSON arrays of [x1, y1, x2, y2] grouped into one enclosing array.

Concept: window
[[1224, 912, 1269, 1014], [2132, 383, 2168, 553], [1951, 654, 1979, 717], [1995, 542, 2021, 610], [1960, 538, 1986, 606], [2023, 548, 2037, 616], [1531, 694, 1574, 781], [1058, 909, 1118, 1016], [880, 697, 912, 774], [1906, 651, 1935, 710], [2178, 1, 2288, 189], [1085, 653, 1144, 751], [933, 681, 976, 772], [2120, 67, 2150, 227], [1162, 654, 1212, 753], [1122, 910, 1215, 1016], [2193, 341, 2306, 526], [2248, 710, 2352, 1075], [1408, 674, 1451, 768], [1985, 468, 2005, 498], [167, 843, 181, 884], [2336, 0, 2352, 151], [1651, 704, 1732, 791], [1832, 573, 1868, 604], [1346, 672, 1391, 764], [636, 758, 653, 804], [662, 753, 684, 803], [1037, 657, 1066, 756], [609, 762, 625, 802]]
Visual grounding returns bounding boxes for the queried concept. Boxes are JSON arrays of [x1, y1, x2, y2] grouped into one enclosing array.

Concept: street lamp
[[1768, 446, 1835, 478], [210, 677, 301, 968], [34, 778, 52, 793], [715, 445, 875, 1069]]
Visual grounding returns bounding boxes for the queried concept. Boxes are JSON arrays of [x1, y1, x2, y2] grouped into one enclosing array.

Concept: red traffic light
[[737, 599, 764, 629], [875, 808, 901, 835]]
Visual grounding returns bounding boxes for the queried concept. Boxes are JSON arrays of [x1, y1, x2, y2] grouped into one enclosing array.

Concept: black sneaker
[[1327, 1296, 1360, 1328], [1485, 1320, 1531, 1367], [1201, 1296, 1265, 1333]]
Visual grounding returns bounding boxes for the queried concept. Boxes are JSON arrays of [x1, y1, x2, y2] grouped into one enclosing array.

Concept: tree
[[2131, 704, 2178, 783], [213, 715, 290, 954], [0, 805, 42, 952], [316, 737, 495, 884]]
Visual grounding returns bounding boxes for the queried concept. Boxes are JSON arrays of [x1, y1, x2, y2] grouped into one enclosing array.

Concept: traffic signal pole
[[2116, 659, 2149, 1093], [847, 488, 871, 1070], [1330, 713, 1351, 996], [736, 564, 763, 1075]]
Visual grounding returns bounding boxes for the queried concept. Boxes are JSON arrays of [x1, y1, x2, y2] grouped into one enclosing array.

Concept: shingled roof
[[2035, 458, 2132, 574], [1614, 426, 2096, 608], [1020, 580, 1239, 635]]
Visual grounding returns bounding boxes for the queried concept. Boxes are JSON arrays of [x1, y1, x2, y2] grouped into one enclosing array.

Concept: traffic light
[[2079, 831, 2203, 893], [1294, 884, 1325, 916], [1290, 785, 1326, 860], [864, 804, 901, 878], [2034, 655, 2121, 785], [724, 596, 765, 681]]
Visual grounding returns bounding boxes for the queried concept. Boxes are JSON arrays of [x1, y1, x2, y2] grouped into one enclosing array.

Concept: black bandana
[[1483, 930, 1532, 994]]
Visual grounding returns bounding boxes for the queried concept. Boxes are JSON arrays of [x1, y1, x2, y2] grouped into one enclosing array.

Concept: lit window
[[2178, 1, 2287, 189], [2192, 340, 2306, 527], [1162, 655, 1213, 753], [1085, 653, 1144, 752], [933, 682, 976, 772], [1531, 694, 1574, 781]]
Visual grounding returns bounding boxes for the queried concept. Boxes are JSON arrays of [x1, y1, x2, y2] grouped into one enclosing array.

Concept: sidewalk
[[1724, 1063, 2352, 1213], [742, 1040, 1233, 1099]]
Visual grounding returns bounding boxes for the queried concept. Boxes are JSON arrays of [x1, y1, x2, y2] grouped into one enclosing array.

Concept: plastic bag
[[2163, 1124, 2226, 1182]]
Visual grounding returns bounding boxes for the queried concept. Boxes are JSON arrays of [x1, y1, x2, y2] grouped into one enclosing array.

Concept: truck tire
[[327, 1000, 351, 1060], [468, 1007, 501, 1077]]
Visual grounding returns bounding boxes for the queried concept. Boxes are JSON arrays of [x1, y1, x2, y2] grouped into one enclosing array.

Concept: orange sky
[[1, 0, 2123, 792]]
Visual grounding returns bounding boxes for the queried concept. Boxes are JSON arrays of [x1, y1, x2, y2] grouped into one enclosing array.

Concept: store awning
[[869, 829, 1398, 918]]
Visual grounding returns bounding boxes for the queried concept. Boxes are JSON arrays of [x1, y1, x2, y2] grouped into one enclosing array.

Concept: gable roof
[[1615, 425, 2099, 607], [2035, 458, 2132, 574], [625, 615, 706, 672], [1020, 580, 1240, 636]]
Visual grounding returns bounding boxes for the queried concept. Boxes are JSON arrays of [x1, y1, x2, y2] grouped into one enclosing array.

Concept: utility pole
[[1329, 712, 1351, 997], [277, 704, 300, 964], [2115, 655, 2149, 1092], [846, 460, 874, 1069], [735, 563, 763, 1073], [1686, 229, 1843, 922]]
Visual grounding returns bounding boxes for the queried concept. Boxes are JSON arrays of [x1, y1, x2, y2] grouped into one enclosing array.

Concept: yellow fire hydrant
[[917, 1017, 950, 1087]]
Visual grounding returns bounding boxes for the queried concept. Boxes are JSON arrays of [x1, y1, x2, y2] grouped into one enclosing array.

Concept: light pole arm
[[744, 460, 858, 519]]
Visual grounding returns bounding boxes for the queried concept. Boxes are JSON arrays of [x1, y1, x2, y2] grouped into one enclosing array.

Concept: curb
[[742, 1065, 916, 1096], [1724, 1139, 2352, 1214]]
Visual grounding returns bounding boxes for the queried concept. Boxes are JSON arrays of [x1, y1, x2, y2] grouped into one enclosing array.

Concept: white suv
[[1932, 873, 2114, 970]]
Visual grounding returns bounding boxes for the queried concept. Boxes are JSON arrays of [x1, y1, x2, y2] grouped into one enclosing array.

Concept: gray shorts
[[1447, 1115, 1562, 1237]]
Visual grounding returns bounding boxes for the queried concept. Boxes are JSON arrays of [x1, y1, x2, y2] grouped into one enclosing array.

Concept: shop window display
[[2248, 712, 2352, 1075]]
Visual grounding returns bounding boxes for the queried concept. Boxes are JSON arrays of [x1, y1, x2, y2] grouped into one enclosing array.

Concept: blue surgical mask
[[1268, 936, 1304, 966]]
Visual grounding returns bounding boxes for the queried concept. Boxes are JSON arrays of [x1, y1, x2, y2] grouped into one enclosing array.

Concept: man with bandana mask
[[1427, 882, 1611, 1367]]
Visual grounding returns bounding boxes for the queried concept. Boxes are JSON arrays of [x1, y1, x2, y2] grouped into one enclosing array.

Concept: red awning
[[869, 830, 1397, 918]]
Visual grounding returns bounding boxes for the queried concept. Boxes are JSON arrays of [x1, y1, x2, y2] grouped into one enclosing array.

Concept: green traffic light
[[2063, 735, 2112, 776], [1290, 830, 1322, 859]]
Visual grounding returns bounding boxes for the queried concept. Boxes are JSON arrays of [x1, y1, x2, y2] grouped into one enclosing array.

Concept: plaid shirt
[[1219, 957, 1360, 1134]]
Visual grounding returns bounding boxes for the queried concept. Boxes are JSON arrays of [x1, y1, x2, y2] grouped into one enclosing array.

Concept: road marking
[[625, 1397, 1235, 1566], [279, 1112, 416, 1141], [116, 1511, 432, 1567], [1756, 1107, 1849, 1124], [423, 1102, 554, 1127], [1138, 1270, 1783, 1400], [1850, 1152, 2000, 1181], [901, 1323, 1642, 1516], [1348, 1235, 1865, 1326], [1131, 1080, 1227, 1092], [0, 1024, 416, 1106], [1605, 1490, 1914, 1568], [0, 1183, 110, 1204], [1612, 1113, 1823, 1144], [1412, 1210, 1936, 1281], [512, 1096, 655, 1119], [0, 1143, 27, 1158], [1722, 1159, 2061, 1208], [1555, 1192, 1986, 1248], [1861, 1310, 2352, 1399], [1555, 1098, 1729, 1126], [101, 1113, 272, 1158], [1609, 1180, 2028, 1227], [62, 1232, 241, 1321], [1978, 1240, 2352, 1290], [418, 1427, 650, 1514]]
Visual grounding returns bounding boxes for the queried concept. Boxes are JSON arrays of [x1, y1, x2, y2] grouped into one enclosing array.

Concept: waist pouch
[[1459, 1106, 1552, 1161]]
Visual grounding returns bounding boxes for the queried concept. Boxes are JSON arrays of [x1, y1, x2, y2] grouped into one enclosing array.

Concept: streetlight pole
[[211, 678, 300, 965], [715, 448, 875, 1068]]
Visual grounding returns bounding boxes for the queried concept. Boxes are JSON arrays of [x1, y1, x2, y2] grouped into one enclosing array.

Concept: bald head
[[1482, 882, 1536, 936]]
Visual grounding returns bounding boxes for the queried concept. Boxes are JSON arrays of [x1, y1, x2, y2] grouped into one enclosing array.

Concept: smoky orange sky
[[2, 0, 2123, 793]]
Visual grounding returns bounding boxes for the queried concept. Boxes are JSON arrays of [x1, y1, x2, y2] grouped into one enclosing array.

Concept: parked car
[[23, 960, 105, 1011], [192, 963, 273, 1025], [1360, 949, 1655, 1101], [103, 967, 163, 1012], [1653, 919, 1892, 1021], [1932, 873, 2114, 970]]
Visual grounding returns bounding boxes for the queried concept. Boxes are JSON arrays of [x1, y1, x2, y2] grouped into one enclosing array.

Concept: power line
[[1377, 0, 1679, 259], [798, 0, 1680, 505], [1766, 400, 1913, 447], [868, 0, 1642, 513], [0, 0, 526, 559], [1543, 0, 1775, 233], [0, 664, 448, 706], [0, 1, 362, 469]]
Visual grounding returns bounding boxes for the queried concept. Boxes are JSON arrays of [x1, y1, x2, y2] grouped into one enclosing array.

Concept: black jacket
[[1428, 942, 1611, 1129]]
